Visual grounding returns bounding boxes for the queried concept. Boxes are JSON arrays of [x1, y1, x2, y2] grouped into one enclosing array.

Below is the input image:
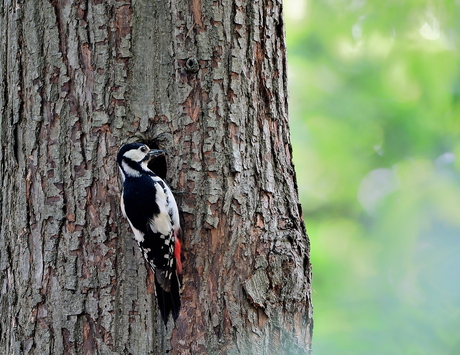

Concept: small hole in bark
[[185, 57, 199, 73]]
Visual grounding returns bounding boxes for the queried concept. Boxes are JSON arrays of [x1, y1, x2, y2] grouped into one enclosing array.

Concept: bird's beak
[[147, 149, 167, 159]]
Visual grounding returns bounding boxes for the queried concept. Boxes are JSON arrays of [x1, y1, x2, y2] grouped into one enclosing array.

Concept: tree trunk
[[0, 0, 312, 354]]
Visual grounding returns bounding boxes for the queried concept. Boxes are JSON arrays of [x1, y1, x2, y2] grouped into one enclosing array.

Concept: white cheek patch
[[122, 161, 141, 177], [124, 149, 146, 163]]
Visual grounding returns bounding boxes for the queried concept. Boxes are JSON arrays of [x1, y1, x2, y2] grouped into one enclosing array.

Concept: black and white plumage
[[117, 142, 182, 324]]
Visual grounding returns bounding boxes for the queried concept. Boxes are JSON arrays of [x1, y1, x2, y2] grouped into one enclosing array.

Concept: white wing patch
[[150, 175, 180, 232], [164, 183, 180, 231], [149, 183, 173, 236]]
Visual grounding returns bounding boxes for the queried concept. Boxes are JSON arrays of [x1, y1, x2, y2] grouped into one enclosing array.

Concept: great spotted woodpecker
[[117, 142, 182, 324]]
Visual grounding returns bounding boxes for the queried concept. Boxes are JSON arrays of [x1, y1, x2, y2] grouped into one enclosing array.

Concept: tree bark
[[0, 0, 312, 354]]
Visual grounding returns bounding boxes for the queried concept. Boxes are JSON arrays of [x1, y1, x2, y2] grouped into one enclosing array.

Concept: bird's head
[[117, 143, 167, 179]]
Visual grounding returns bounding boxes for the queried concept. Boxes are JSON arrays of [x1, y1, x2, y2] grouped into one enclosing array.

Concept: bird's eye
[[140, 146, 147, 153]]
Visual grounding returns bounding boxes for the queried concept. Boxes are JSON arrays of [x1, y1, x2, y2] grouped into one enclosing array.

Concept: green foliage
[[285, 0, 460, 353]]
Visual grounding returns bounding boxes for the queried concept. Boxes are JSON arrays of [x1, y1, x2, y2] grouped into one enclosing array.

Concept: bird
[[117, 142, 182, 324]]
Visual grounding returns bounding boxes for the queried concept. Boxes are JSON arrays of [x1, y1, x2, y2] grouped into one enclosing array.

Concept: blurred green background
[[284, 1, 460, 354]]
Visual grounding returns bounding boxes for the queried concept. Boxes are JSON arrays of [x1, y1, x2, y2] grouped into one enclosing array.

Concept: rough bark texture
[[0, 0, 312, 354]]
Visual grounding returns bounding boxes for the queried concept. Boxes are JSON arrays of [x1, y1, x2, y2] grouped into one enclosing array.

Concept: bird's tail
[[155, 271, 181, 325]]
